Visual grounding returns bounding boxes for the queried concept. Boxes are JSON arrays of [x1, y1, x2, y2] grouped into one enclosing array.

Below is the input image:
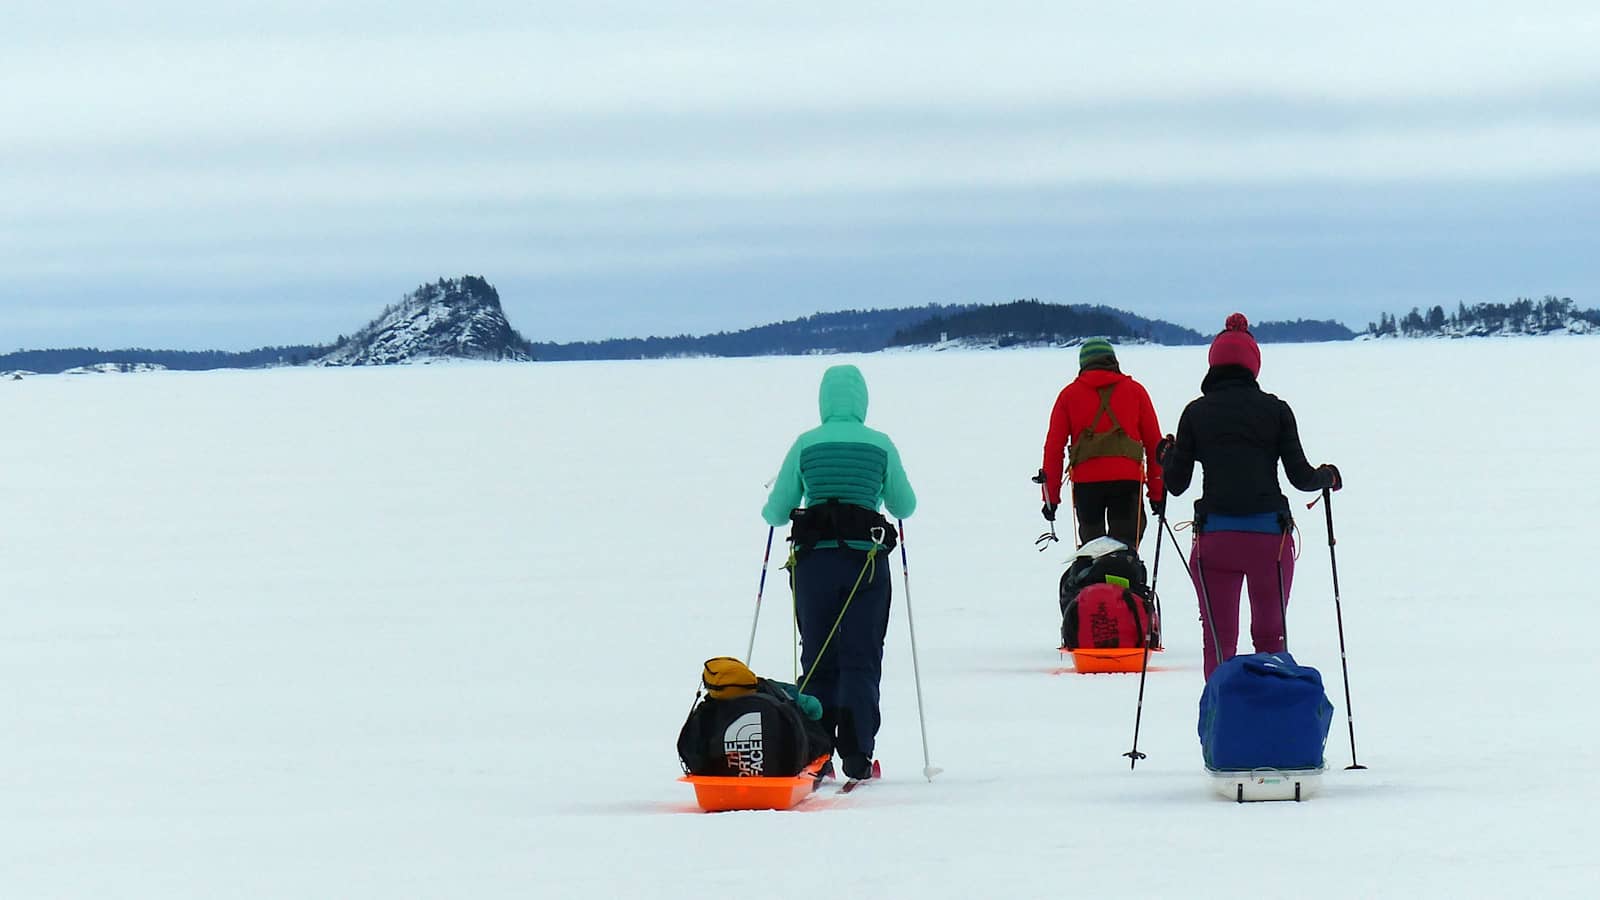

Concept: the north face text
[[723, 711, 765, 776]]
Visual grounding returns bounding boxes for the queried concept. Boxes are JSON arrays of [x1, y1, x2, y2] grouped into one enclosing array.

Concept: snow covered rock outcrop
[[1364, 296, 1600, 339], [62, 363, 167, 375], [317, 276, 532, 366]]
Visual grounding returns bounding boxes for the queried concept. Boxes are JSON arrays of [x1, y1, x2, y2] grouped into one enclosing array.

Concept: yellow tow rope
[[794, 544, 881, 696]]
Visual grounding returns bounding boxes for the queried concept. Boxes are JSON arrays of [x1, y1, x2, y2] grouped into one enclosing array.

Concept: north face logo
[[723, 711, 765, 776], [1088, 605, 1122, 648]]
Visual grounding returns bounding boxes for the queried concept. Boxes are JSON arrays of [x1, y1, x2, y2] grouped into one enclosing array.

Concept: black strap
[[1119, 589, 1149, 649], [1192, 508, 1295, 534], [787, 499, 898, 551], [704, 679, 758, 696]]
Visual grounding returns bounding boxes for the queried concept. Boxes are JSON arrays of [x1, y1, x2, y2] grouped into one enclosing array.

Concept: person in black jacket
[[1158, 314, 1342, 679]]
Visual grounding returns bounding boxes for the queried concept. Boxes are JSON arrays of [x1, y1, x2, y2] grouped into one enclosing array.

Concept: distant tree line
[[887, 299, 1141, 346], [883, 300, 1350, 347], [33, 290, 1589, 374], [528, 305, 977, 360], [1250, 319, 1357, 343], [1366, 296, 1600, 337], [0, 344, 332, 374]]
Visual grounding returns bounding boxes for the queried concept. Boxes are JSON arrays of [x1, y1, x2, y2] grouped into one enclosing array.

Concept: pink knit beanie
[[1207, 313, 1260, 376]]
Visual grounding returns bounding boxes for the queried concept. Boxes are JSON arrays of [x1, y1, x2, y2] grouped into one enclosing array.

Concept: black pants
[[792, 548, 892, 767], [1073, 480, 1145, 548]]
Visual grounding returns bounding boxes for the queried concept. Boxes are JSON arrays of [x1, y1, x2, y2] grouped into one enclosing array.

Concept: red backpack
[[1062, 582, 1156, 650]]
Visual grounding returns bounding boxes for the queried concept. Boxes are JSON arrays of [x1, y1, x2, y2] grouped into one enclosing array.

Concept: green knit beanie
[[1078, 338, 1116, 369]]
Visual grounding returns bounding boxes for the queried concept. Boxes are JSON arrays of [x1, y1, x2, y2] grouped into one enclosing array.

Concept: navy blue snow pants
[[793, 547, 892, 764]]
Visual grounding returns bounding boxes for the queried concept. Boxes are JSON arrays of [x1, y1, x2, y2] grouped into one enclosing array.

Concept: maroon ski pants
[[1191, 530, 1295, 679]]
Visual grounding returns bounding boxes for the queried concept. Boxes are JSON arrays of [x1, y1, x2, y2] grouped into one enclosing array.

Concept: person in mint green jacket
[[762, 364, 916, 781]]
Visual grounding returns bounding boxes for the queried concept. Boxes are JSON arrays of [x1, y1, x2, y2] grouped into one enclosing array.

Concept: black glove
[[1317, 463, 1343, 491], [1149, 496, 1166, 517], [1154, 434, 1176, 469], [1041, 502, 1058, 522]]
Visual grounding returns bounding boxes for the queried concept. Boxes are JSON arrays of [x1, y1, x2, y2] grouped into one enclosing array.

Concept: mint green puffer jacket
[[761, 365, 917, 547]]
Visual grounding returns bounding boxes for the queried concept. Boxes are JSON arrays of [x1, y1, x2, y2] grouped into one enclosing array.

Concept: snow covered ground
[[2, 339, 1596, 898]]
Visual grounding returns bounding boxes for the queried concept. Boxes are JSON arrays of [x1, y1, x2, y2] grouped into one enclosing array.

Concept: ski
[[810, 762, 835, 792], [839, 759, 882, 793]]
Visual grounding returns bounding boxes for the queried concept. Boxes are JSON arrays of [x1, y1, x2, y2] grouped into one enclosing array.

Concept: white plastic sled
[[1208, 767, 1324, 803]]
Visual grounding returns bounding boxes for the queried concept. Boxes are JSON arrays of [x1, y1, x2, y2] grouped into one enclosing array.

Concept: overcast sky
[[4, 1, 1598, 349]]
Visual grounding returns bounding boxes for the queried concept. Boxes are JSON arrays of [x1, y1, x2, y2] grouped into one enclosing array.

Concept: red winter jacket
[[1041, 369, 1165, 506]]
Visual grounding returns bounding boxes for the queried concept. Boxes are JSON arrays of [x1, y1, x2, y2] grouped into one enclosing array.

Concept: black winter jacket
[[1163, 366, 1334, 522]]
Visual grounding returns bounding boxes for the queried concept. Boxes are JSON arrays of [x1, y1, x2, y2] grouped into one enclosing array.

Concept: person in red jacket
[[1039, 338, 1165, 549]]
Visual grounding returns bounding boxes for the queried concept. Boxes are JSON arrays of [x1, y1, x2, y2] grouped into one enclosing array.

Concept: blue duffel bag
[[1199, 652, 1334, 771]]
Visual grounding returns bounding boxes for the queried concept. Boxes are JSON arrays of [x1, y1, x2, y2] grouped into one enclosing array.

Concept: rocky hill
[[317, 276, 532, 366]]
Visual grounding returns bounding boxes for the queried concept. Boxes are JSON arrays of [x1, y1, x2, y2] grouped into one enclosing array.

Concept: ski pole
[[1159, 516, 1202, 659], [1193, 558, 1224, 679], [1161, 517, 1193, 577], [1068, 483, 1080, 549], [1277, 550, 1290, 651], [1167, 517, 1223, 676], [1123, 507, 1165, 768], [1147, 506, 1166, 637], [898, 520, 942, 782], [1273, 516, 1294, 652], [1141, 472, 1163, 642], [1031, 469, 1059, 551], [1315, 488, 1366, 770], [744, 526, 776, 664], [1159, 517, 1225, 669]]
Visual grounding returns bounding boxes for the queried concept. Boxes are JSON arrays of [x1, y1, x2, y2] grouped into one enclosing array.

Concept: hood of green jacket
[[818, 364, 868, 424]]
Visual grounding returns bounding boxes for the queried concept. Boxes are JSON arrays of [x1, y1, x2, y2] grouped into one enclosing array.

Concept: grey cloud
[[4, 1, 1599, 348], [10, 80, 1600, 168], [5, 177, 1595, 348]]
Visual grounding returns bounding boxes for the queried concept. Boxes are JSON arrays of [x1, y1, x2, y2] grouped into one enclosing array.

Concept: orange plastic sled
[[680, 756, 832, 812], [1066, 646, 1161, 674]]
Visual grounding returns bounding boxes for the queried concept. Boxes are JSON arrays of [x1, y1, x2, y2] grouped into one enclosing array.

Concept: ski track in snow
[[1, 340, 1596, 898]]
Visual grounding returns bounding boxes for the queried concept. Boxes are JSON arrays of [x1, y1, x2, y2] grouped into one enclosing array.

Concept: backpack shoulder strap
[[1083, 384, 1117, 433], [1068, 381, 1144, 468], [1096, 383, 1132, 435]]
